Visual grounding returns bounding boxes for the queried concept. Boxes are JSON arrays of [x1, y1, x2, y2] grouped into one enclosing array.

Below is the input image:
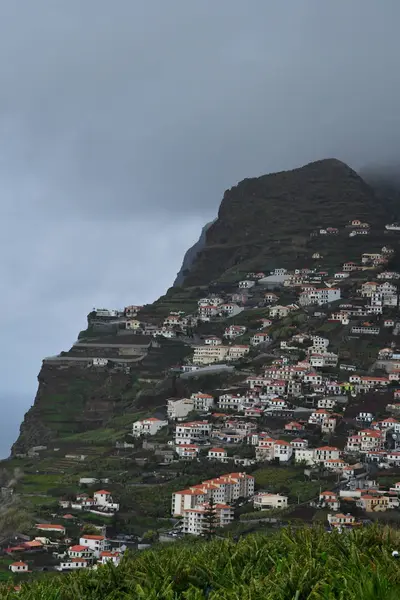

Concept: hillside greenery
[[3, 526, 400, 599]]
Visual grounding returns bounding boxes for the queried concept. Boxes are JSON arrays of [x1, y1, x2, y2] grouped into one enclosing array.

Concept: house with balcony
[[175, 421, 212, 445], [132, 417, 168, 437], [207, 448, 229, 462]]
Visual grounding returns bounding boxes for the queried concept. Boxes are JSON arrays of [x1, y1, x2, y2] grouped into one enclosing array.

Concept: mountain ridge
[[180, 158, 389, 286]]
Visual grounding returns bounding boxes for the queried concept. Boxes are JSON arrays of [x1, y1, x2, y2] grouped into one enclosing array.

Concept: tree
[[81, 524, 100, 535], [202, 497, 218, 541]]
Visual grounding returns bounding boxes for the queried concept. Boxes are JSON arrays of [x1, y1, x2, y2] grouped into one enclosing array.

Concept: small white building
[[207, 448, 229, 462], [250, 332, 270, 346], [132, 417, 168, 437], [9, 562, 28, 573], [204, 335, 223, 346], [100, 551, 121, 566], [167, 398, 194, 421], [175, 444, 200, 460], [253, 493, 288, 510], [58, 558, 89, 571], [238, 280, 255, 289]]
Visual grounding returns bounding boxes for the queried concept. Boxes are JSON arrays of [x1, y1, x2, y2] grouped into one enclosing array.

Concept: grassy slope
[[2, 526, 400, 599]]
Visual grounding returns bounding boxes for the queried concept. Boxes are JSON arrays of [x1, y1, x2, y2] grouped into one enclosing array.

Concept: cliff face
[[173, 220, 215, 286], [181, 159, 389, 286]]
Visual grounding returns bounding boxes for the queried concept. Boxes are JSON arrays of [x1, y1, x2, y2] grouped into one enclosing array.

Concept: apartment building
[[172, 472, 255, 516], [175, 421, 212, 445], [190, 392, 215, 412], [192, 345, 229, 365], [182, 503, 234, 535]]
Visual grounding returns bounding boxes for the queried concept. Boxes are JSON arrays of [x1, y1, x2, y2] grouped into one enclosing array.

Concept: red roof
[[81, 535, 104, 541], [95, 490, 111, 495], [69, 545, 89, 552], [71, 558, 87, 563], [36, 524, 64, 530], [11, 562, 27, 567], [209, 448, 226, 453]]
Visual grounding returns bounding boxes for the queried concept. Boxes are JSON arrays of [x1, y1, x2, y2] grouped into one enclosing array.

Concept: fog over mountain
[[2, 0, 400, 456]]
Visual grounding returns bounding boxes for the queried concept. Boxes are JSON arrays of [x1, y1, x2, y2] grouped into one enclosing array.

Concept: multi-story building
[[190, 392, 214, 412], [182, 503, 234, 535], [172, 472, 255, 516], [175, 421, 212, 445], [79, 535, 108, 558], [192, 345, 229, 365]]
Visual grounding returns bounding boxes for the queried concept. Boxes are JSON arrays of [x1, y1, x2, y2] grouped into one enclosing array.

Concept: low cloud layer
[[1, 0, 400, 455]]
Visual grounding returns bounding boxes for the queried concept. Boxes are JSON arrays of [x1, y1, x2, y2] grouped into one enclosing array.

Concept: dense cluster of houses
[[124, 223, 400, 534], [14, 216, 400, 573]]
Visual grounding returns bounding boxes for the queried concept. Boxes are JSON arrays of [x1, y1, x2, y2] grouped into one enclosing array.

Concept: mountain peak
[[181, 158, 386, 286]]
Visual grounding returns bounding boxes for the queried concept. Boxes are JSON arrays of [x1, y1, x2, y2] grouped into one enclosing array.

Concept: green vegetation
[[3, 526, 400, 598]]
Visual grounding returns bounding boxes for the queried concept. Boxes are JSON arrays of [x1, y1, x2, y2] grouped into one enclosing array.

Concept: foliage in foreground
[[3, 526, 400, 599]]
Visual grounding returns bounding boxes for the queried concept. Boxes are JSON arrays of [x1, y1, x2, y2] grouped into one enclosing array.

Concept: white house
[[224, 325, 247, 339], [191, 392, 214, 412], [175, 444, 200, 460], [68, 545, 94, 560], [132, 417, 168, 437], [253, 493, 288, 510], [175, 421, 212, 445], [58, 558, 89, 571], [319, 491, 340, 511], [250, 332, 270, 346], [9, 562, 28, 573], [269, 305, 292, 318], [167, 398, 194, 421], [207, 447, 229, 462], [238, 280, 255, 289], [79, 535, 108, 558], [93, 490, 119, 512], [204, 335, 223, 346], [100, 551, 121, 566]]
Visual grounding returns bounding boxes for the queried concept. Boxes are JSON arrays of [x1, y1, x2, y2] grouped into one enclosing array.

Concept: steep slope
[[10, 158, 393, 458], [173, 219, 215, 286], [182, 158, 390, 286]]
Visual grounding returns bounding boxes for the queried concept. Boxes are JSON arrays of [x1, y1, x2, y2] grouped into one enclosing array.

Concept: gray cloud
[[1, 0, 400, 454]]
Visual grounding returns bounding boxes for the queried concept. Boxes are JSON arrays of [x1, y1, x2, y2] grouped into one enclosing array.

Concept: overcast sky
[[1, 0, 400, 457]]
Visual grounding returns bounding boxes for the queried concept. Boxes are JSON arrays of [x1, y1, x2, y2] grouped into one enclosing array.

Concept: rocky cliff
[[11, 158, 394, 456], [181, 159, 389, 286], [173, 220, 215, 286]]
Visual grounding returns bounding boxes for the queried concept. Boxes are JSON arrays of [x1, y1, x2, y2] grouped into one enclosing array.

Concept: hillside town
[[4, 217, 400, 582]]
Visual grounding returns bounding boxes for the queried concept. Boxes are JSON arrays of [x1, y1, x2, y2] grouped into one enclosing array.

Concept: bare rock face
[[174, 220, 216, 286]]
